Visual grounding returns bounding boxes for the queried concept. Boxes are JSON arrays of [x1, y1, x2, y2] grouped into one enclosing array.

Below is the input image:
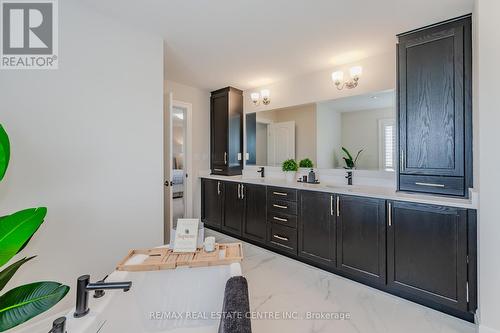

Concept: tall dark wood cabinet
[[387, 201, 471, 314], [397, 15, 472, 197], [298, 191, 336, 267], [336, 195, 386, 285], [201, 179, 223, 230], [210, 87, 243, 176]]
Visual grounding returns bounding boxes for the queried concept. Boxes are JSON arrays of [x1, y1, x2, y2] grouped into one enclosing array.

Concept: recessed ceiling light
[[370, 96, 379, 99]]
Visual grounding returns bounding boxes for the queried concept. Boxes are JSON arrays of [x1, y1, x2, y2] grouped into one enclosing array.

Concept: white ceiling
[[318, 90, 395, 113], [81, 0, 473, 91]]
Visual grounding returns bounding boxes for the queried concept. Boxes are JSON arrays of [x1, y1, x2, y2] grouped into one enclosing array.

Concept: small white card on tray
[[173, 219, 199, 253]]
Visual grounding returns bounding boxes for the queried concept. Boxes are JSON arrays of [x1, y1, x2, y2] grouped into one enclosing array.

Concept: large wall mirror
[[245, 90, 396, 171]]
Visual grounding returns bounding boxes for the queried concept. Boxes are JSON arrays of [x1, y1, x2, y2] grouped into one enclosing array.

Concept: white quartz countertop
[[200, 174, 477, 209]]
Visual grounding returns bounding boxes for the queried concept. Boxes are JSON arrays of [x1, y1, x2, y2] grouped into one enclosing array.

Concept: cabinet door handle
[[273, 192, 287, 196], [213, 168, 223, 172], [237, 184, 241, 199], [336, 196, 340, 217], [273, 234, 289, 241], [415, 182, 445, 188], [273, 204, 288, 209], [241, 184, 244, 199], [330, 195, 334, 216], [400, 149, 405, 172], [388, 202, 392, 227], [224, 152, 227, 165], [217, 181, 221, 195], [273, 216, 288, 222]]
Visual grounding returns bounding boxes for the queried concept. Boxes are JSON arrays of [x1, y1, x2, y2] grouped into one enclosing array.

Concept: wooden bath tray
[[116, 243, 243, 272]]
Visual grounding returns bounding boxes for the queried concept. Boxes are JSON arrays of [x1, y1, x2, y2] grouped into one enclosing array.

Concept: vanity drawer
[[268, 199, 298, 215], [267, 212, 297, 229], [267, 187, 297, 202], [267, 223, 297, 255], [399, 175, 465, 197]]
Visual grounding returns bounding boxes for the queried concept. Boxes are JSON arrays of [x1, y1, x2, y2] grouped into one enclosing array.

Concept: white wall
[[0, 0, 164, 322], [165, 80, 210, 219], [475, 0, 500, 332]]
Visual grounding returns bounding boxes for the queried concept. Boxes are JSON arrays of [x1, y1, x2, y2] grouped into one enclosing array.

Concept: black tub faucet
[[74, 274, 132, 318], [257, 167, 265, 178]]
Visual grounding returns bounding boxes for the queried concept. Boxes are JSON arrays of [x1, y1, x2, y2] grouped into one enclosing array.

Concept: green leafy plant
[[0, 124, 69, 332], [342, 147, 363, 169], [282, 159, 298, 172], [299, 158, 314, 168]]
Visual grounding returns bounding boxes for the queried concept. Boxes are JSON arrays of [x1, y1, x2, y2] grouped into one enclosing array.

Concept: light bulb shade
[[250, 92, 260, 101], [331, 71, 344, 83], [349, 66, 362, 78], [260, 89, 270, 99]]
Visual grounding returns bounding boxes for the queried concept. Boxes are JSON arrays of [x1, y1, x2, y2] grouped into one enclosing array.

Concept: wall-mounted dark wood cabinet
[[210, 87, 243, 176], [336, 195, 386, 286], [397, 15, 472, 197]]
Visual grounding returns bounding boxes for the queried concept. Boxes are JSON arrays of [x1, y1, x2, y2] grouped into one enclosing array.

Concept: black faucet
[[257, 167, 265, 178], [48, 317, 66, 333], [74, 274, 132, 318], [346, 171, 353, 186]]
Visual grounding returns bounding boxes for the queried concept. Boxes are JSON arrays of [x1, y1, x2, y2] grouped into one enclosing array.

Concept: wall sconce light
[[331, 66, 362, 90], [250, 90, 271, 106]]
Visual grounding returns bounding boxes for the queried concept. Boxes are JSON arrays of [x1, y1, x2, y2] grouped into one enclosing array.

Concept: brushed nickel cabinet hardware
[[214, 168, 223, 172], [241, 184, 244, 199], [273, 191, 287, 196], [415, 182, 445, 188], [336, 196, 340, 217], [400, 149, 405, 172], [217, 181, 221, 195], [273, 216, 288, 222], [273, 204, 288, 209], [237, 184, 241, 199], [388, 202, 392, 227], [466, 282, 469, 302], [224, 152, 227, 165], [273, 234, 289, 241], [330, 195, 334, 216]]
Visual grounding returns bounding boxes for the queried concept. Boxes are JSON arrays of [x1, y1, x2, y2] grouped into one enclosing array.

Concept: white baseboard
[[480, 325, 500, 333]]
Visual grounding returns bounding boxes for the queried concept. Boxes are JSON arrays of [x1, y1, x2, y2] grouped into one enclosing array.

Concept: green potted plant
[[282, 159, 298, 183], [299, 158, 314, 168], [0, 124, 69, 332], [341, 147, 363, 169]]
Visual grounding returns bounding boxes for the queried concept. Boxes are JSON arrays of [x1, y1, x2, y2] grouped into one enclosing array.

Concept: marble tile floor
[[206, 229, 478, 333]]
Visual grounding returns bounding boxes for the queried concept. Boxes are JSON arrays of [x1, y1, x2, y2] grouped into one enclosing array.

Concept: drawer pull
[[213, 168, 223, 172], [273, 234, 289, 241], [273, 191, 288, 196], [273, 204, 288, 209], [415, 182, 445, 188], [273, 216, 288, 222], [217, 181, 221, 195]]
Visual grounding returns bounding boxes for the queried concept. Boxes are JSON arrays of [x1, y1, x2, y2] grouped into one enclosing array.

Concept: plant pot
[[284, 171, 296, 183]]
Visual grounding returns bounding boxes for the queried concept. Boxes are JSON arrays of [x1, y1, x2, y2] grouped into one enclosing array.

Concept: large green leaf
[[0, 257, 35, 292], [0, 281, 69, 331], [0, 125, 9, 182], [0, 208, 47, 267]]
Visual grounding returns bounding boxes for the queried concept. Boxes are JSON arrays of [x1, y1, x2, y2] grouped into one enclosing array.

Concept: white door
[[267, 121, 295, 166], [164, 92, 174, 244]]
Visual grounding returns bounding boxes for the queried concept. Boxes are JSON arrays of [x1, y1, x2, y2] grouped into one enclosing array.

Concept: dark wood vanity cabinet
[[210, 87, 243, 176], [397, 15, 472, 197], [242, 184, 267, 244], [298, 191, 336, 267], [201, 178, 223, 230], [222, 182, 244, 236], [336, 195, 386, 285], [387, 201, 470, 313]]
